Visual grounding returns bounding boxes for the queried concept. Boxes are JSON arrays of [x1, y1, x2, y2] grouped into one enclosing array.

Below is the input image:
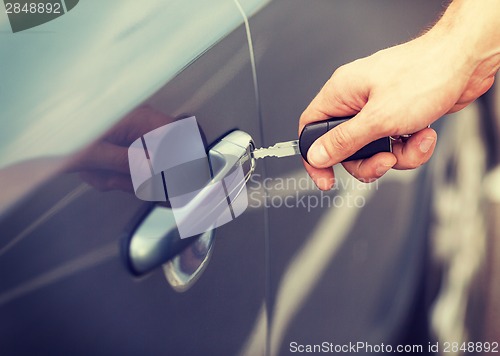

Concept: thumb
[[306, 109, 381, 168]]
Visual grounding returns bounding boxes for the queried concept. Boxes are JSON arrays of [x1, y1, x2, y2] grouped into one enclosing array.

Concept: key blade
[[252, 140, 300, 159]]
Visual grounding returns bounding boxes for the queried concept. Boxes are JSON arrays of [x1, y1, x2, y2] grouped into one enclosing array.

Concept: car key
[[251, 116, 392, 163]]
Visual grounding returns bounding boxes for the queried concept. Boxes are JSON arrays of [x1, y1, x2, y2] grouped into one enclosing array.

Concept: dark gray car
[[1, 1, 497, 355]]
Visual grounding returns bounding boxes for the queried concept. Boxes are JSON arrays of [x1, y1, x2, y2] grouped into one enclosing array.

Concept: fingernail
[[308, 143, 330, 166], [375, 163, 393, 177], [419, 137, 435, 153]]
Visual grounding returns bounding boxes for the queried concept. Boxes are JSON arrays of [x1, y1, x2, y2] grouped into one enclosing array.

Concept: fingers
[[301, 114, 437, 185], [299, 67, 387, 168], [299, 85, 356, 135], [298, 65, 369, 135], [338, 128, 437, 182], [342, 152, 397, 182], [299, 65, 378, 189], [305, 101, 389, 169], [303, 160, 336, 191], [391, 127, 437, 169]]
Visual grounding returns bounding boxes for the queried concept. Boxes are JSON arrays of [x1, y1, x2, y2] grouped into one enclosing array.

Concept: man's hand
[[299, 0, 500, 190]]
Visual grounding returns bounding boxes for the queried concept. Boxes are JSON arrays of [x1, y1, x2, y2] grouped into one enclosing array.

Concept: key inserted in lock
[[251, 116, 393, 163]]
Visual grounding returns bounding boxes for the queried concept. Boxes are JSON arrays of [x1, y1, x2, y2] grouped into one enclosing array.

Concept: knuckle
[[331, 65, 347, 81], [329, 63, 351, 87]]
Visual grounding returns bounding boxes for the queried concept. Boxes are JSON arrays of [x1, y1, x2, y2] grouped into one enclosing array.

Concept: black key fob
[[299, 116, 392, 164]]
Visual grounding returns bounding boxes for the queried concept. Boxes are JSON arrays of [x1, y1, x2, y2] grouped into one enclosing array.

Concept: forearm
[[430, 0, 500, 72]]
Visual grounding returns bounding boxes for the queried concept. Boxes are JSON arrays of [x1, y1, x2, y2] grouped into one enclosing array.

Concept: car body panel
[[0, 1, 269, 354], [0, 0, 267, 215], [2, 1, 491, 355], [247, 0, 444, 353]]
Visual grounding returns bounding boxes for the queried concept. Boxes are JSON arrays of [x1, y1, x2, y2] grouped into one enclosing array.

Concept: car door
[[0, 0, 271, 355], [244, 1, 446, 354]]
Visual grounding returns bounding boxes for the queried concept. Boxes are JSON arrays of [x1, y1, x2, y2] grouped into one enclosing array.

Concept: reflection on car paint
[[163, 228, 215, 292]]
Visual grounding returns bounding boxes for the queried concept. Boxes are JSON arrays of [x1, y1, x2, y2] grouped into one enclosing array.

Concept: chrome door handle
[[125, 130, 255, 286], [167, 130, 255, 239]]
